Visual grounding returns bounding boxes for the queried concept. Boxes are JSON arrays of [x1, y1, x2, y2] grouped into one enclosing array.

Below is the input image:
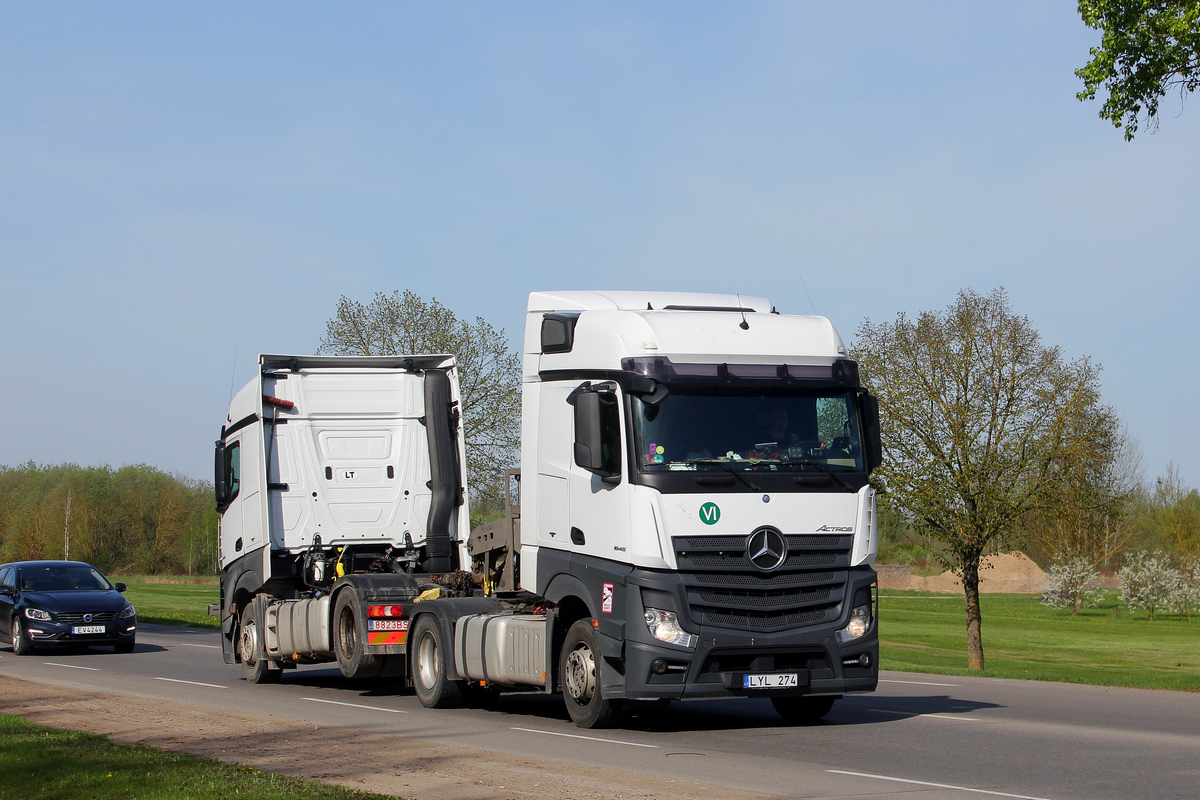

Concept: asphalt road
[[1, 623, 1197, 800]]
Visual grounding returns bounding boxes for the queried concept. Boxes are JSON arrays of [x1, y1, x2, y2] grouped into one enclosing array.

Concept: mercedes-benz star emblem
[[746, 526, 788, 572]]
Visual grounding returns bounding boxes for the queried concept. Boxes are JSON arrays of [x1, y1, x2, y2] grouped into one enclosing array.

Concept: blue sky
[[2, 3, 1197, 490]]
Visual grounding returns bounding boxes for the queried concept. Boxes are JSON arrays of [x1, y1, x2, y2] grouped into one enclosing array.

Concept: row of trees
[[0, 463, 217, 575]]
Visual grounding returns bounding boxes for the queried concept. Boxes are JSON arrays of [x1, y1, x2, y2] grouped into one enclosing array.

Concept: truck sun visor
[[620, 356, 860, 387]]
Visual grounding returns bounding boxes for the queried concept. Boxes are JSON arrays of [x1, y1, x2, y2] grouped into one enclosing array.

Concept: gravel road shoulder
[[0, 675, 778, 800]]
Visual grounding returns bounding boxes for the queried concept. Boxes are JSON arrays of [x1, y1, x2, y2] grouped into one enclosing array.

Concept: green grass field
[[0, 714, 392, 800], [112, 576, 220, 629], [879, 590, 1200, 691]]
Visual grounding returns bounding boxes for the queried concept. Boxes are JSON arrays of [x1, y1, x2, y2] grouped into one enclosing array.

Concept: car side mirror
[[115, 583, 127, 593]]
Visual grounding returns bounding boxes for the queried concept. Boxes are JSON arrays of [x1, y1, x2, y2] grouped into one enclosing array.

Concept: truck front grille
[[673, 533, 853, 633]]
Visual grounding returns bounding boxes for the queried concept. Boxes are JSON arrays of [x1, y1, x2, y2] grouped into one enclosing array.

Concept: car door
[[0, 566, 15, 638]]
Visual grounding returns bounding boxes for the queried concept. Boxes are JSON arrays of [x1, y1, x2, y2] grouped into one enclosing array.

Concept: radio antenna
[[227, 347, 239, 409], [736, 294, 749, 329], [798, 275, 817, 314]]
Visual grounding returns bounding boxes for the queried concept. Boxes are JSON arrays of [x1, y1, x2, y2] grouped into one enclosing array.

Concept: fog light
[[651, 659, 668, 675], [835, 604, 871, 644], [842, 653, 872, 669], [643, 608, 697, 648]]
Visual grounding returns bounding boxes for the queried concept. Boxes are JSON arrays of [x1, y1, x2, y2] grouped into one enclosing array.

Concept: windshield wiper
[[683, 459, 762, 492], [788, 461, 854, 492]]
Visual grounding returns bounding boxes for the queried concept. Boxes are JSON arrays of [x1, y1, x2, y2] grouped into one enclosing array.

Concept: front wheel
[[410, 614, 466, 708], [771, 695, 837, 724], [238, 604, 281, 684], [11, 617, 35, 656], [560, 619, 620, 728]]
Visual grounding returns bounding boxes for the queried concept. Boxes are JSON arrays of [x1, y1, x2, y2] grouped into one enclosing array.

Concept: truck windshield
[[632, 388, 865, 474]]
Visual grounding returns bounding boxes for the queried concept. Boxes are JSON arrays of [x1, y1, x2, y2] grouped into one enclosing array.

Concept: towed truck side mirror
[[571, 387, 622, 485], [861, 394, 883, 472]]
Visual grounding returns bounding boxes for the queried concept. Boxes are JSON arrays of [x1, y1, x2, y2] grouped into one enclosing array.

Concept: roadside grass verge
[[0, 713, 393, 800], [110, 576, 220, 630], [880, 590, 1200, 691]]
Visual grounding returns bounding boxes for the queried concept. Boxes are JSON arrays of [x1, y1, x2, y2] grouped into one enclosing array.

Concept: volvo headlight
[[835, 604, 871, 644], [24, 608, 52, 622], [120, 604, 136, 619], [643, 608, 697, 648]]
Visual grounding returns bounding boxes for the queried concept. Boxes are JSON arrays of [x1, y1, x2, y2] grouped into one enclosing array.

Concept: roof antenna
[[798, 274, 817, 314], [227, 347, 239, 407], [736, 294, 749, 330]]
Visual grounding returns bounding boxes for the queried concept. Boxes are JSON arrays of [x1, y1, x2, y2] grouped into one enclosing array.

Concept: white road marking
[[827, 770, 1056, 800], [175, 643, 221, 649], [44, 662, 100, 671], [510, 727, 658, 748], [302, 697, 406, 713], [879, 678, 961, 687], [867, 708, 984, 722], [153, 677, 227, 689]]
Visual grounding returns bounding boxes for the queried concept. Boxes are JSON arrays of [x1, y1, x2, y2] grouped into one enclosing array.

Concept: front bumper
[[614, 567, 878, 701], [25, 617, 137, 647]]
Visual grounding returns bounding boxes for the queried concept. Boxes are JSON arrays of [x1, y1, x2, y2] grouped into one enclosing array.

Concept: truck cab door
[[567, 382, 631, 560]]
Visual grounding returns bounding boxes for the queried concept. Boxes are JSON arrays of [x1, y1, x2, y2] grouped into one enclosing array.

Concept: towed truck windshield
[[631, 387, 866, 479]]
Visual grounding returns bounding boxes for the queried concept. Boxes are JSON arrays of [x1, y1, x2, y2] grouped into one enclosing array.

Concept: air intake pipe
[[423, 369, 462, 573]]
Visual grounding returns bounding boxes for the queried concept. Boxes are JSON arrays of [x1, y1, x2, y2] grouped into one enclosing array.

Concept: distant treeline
[[0, 463, 217, 575]]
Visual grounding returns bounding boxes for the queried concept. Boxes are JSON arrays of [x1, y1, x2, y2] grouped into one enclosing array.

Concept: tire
[[238, 604, 281, 684], [771, 695, 837, 724], [334, 590, 381, 680], [114, 638, 136, 654], [560, 618, 620, 729], [11, 617, 35, 656], [410, 614, 465, 708]]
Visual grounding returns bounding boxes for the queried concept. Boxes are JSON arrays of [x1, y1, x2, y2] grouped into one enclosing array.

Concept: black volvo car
[[0, 561, 137, 654]]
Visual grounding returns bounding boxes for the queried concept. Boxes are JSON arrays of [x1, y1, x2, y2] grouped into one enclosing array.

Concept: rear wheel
[[238, 604, 281, 684], [560, 619, 620, 729], [410, 614, 465, 708], [334, 590, 381, 679], [771, 695, 837, 724], [11, 617, 34, 656]]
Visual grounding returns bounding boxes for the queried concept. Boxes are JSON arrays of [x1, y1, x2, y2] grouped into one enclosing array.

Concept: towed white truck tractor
[[215, 291, 882, 727]]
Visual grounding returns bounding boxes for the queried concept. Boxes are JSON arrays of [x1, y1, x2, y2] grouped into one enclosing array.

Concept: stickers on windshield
[[699, 502, 721, 525]]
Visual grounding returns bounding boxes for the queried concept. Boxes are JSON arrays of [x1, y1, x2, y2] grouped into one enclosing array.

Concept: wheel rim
[[338, 609, 356, 657], [564, 643, 596, 704], [416, 630, 439, 690], [12, 619, 20, 650], [239, 619, 258, 666]]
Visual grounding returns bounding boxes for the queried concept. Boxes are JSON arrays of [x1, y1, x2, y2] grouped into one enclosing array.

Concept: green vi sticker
[[699, 502, 721, 525]]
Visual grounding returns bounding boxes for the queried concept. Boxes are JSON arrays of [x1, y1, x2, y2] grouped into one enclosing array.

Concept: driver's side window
[[225, 441, 241, 503]]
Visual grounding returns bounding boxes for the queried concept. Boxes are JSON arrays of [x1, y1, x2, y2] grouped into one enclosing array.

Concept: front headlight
[[835, 604, 871, 644], [120, 605, 136, 619], [24, 607, 52, 622], [643, 608, 697, 648]]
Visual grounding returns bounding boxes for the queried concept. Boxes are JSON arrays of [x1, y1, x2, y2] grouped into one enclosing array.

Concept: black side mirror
[[214, 439, 228, 508], [861, 394, 883, 472], [570, 386, 621, 484], [115, 583, 127, 593]]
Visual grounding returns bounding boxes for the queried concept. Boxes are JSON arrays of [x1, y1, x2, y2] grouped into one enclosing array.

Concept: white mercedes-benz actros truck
[[215, 291, 881, 728]]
